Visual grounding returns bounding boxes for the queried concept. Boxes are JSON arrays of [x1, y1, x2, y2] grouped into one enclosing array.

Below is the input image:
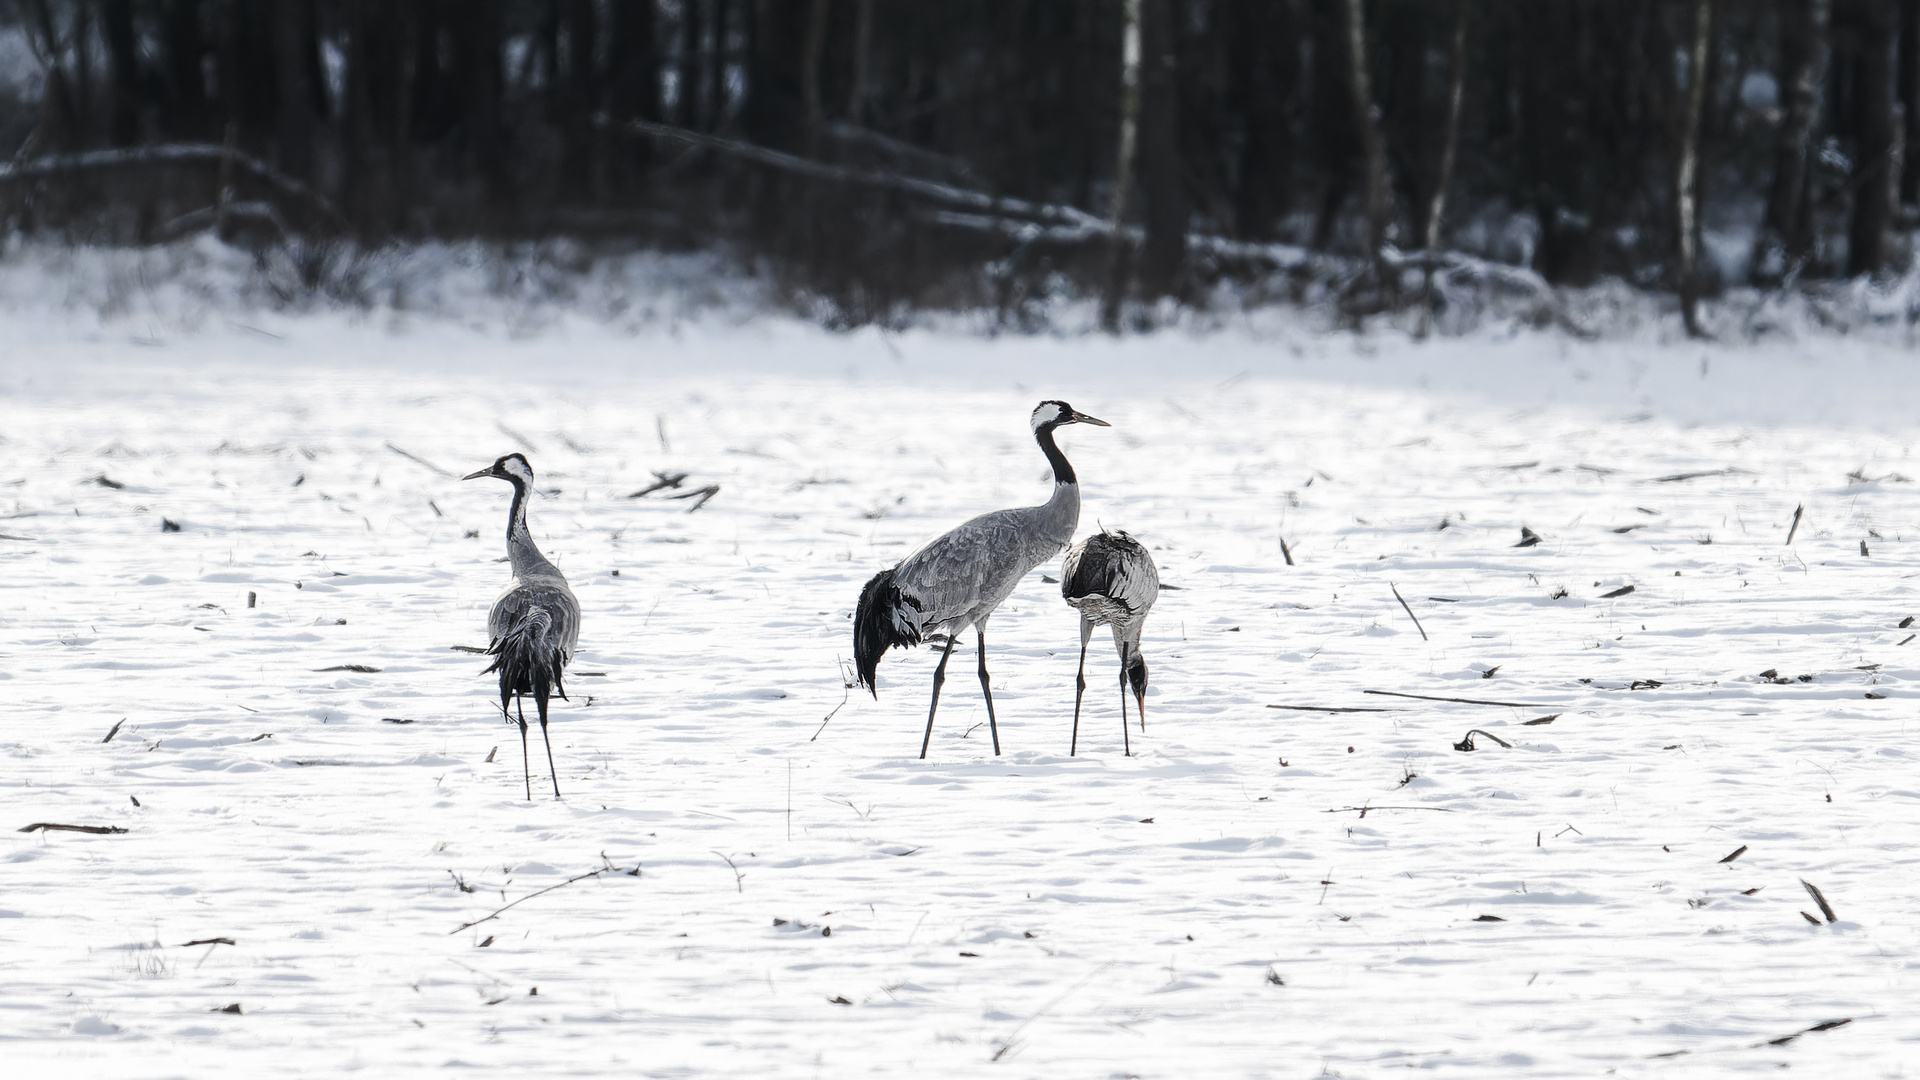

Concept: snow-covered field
[[4, 314, 1919, 1077]]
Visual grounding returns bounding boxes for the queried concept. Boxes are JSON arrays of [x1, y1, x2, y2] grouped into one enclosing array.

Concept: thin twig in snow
[[1266, 704, 1402, 713], [990, 961, 1117, 1062], [448, 865, 631, 934], [1390, 583, 1428, 641], [814, 661, 856, 740], [1364, 690, 1561, 708], [714, 852, 745, 893]]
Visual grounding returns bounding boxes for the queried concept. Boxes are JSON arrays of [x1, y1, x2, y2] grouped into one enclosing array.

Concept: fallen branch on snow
[[18, 822, 128, 834]]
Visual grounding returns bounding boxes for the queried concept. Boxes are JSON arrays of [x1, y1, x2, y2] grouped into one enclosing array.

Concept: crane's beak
[[1134, 692, 1147, 732], [460, 467, 494, 481], [1071, 410, 1111, 427]]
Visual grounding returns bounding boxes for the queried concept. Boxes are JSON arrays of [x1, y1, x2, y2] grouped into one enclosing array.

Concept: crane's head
[[1031, 400, 1110, 432], [462, 453, 534, 486]]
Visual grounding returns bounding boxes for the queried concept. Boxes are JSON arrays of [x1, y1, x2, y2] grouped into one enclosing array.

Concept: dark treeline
[[4, 0, 1920, 324]]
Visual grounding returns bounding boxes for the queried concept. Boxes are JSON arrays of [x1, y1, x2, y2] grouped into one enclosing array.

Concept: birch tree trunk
[[1419, 0, 1470, 337], [1341, 0, 1395, 293], [1100, 0, 1143, 332], [1674, 0, 1712, 336]]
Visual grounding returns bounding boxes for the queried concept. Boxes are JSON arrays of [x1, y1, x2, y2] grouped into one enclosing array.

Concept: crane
[[855, 400, 1110, 758], [463, 453, 580, 800], [1061, 529, 1159, 756]]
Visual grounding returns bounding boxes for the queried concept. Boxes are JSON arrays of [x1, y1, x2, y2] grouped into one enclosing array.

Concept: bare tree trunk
[[1675, 0, 1712, 336], [1225, 0, 1297, 241], [1850, 0, 1901, 276], [99, 0, 141, 146], [273, 0, 315, 181], [1419, 0, 1470, 338], [847, 0, 874, 125], [1100, 0, 1143, 332], [559, 0, 598, 203], [606, 0, 659, 182], [23, 0, 82, 153], [73, 0, 93, 139], [345, 0, 376, 229], [392, 4, 414, 230], [1341, 0, 1395, 294], [1757, 0, 1831, 279], [1902, 0, 1920, 205], [1137, 0, 1185, 298], [803, 0, 831, 158], [708, 0, 732, 129], [465, 0, 506, 211], [160, 0, 208, 138], [679, 0, 704, 128]]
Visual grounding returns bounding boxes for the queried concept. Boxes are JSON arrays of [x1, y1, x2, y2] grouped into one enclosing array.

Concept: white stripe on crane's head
[[1030, 400, 1069, 432], [496, 453, 534, 485]]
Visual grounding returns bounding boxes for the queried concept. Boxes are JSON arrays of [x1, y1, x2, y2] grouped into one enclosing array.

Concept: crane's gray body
[[886, 480, 1080, 641], [1062, 528, 1158, 755], [489, 528, 580, 668], [1062, 528, 1159, 651]]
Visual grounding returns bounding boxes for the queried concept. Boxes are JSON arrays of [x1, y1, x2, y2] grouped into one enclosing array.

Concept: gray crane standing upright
[[855, 400, 1110, 759], [1061, 529, 1160, 756], [463, 452, 580, 800]]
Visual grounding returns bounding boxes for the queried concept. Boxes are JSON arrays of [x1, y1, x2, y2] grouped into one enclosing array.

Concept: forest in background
[[1, 0, 1917, 332]]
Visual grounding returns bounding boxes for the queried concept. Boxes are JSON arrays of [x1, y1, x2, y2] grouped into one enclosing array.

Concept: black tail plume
[[854, 567, 921, 695], [482, 611, 565, 718]]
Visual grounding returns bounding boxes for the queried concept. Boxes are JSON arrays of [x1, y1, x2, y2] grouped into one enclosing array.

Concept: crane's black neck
[[1036, 422, 1076, 485], [505, 472, 530, 543]]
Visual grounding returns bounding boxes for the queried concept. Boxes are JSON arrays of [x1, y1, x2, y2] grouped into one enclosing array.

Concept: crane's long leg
[[920, 634, 959, 759], [1118, 642, 1132, 757], [976, 627, 1002, 756], [537, 689, 561, 799], [516, 694, 531, 801], [1071, 618, 1092, 756]]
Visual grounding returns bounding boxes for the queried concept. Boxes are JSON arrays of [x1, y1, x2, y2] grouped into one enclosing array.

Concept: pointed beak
[[461, 468, 493, 481], [1134, 692, 1148, 731], [1071, 410, 1111, 427]]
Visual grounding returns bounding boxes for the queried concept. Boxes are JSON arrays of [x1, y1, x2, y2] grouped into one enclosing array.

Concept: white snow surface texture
[[2, 318, 1916, 1078]]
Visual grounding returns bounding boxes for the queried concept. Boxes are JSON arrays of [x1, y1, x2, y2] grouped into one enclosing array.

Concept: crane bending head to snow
[[463, 452, 580, 800], [854, 399, 1111, 759], [1062, 528, 1159, 756]]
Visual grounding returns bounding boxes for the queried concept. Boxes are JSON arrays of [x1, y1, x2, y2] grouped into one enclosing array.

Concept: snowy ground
[[4, 315, 1919, 1078]]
